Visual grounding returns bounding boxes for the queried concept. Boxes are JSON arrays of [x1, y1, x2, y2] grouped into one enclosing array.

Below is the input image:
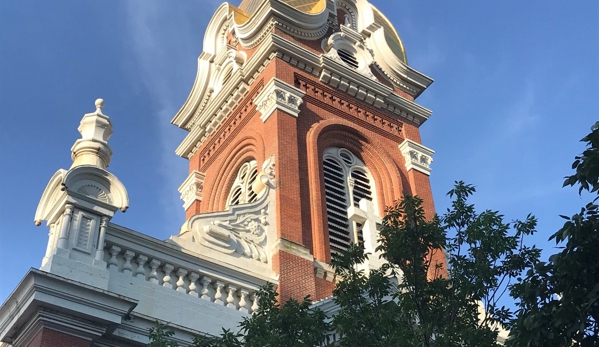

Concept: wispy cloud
[[503, 80, 538, 136], [121, 0, 220, 234]]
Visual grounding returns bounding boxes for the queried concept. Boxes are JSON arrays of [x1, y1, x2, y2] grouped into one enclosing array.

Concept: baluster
[[213, 281, 225, 305], [162, 264, 174, 288], [135, 255, 148, 279], [239, 289, 250, 313], [225, 284, 237, 309], [108, 246, 121, 272], [251, 292, 259, 313], [188, 272, 200, 298], [122, 250, 135, 275], [176, 268, 188, 293], [200, 276, 213, 301], [148, 259, 161, 284]]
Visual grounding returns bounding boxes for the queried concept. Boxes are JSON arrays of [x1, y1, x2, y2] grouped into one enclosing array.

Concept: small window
[[337, 49, 360, 69], [226, 160, 260, 208]]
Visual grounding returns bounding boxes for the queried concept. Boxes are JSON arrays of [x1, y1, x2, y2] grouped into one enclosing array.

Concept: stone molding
[[178, 170, 207, 210], [296, 76, 403, 138], [398, 139, 435, 176], [0, 269, 137, 345], [271, 238, 314, 263], [253, 78, 305, 121]]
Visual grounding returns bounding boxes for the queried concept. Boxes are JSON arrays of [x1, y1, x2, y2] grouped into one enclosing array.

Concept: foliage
[[150, 283, 330, 347], [150, 182, 539, 346], [329, 184, 537, 347], [508, 121, 599, 346]]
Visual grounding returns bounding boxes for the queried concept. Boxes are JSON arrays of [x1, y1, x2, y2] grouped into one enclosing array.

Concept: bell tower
[[170, 0, 438, 303]]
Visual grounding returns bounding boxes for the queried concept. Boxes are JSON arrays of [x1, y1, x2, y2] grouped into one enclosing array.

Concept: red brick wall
[[183, 35, 443, 300], [27, 328, 91, 347], [272, 250, 316, 304]]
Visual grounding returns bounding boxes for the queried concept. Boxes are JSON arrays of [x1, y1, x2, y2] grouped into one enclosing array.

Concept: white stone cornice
[[398, 139, 435, 176], [253, 78, 305, 121], [178, 170, 206, 210]]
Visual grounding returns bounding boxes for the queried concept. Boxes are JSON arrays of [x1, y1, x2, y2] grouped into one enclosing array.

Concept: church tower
[[171, 0, 437, 303], [0, 1, 443, 346]]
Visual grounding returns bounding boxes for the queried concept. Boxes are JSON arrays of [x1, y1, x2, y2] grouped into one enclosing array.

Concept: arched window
[[323, 148, 377, 255], [226, 160, 259, 208]]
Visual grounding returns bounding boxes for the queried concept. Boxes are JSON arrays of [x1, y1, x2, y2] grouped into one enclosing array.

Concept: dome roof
[[238, 0, 325, 16], [371, 5, 407, 64]]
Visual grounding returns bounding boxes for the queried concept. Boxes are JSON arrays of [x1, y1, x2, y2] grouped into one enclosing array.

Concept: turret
[[34, 99, 129, 290]]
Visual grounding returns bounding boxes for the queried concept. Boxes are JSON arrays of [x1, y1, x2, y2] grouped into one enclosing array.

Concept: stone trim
[[178, 170, 206, 210], [271, 238, 313, 262], [398, 139, 435, 176], [253, 78, 305, 122]]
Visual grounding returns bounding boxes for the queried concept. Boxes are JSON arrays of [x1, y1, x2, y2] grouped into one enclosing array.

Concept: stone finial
[[70, 98, 114, 169], [95, 98, 105, 113]]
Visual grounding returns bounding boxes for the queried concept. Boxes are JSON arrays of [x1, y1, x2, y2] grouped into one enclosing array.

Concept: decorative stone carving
[[254, 78, 305, 122], [322, 26, 376, 80], [200, 207, 269, 263], [178, 170, 206, 210], [76, 184, 111, 204], [398, 139, 435, 176]]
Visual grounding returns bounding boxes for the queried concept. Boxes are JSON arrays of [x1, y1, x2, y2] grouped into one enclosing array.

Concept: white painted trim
[[253, 78, 305, 121], [178, 170, 206, 210], [398, 139, 435, 176]]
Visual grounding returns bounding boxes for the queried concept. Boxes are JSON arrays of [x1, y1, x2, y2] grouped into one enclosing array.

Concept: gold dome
[[371, 5, 407, 64], [238, 0, 325, 16]]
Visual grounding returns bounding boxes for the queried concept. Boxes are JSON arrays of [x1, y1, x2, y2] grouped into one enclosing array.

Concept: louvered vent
[[247, 167, 259, 203], [351, 170, 373, 244], [323, 157, 351, 255], [337, 49, 359, 69], [351, 170, 373, 207], [323, 148, 377, 256]]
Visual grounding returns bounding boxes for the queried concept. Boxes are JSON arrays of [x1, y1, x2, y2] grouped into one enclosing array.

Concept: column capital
[[254, 78, 305, 122], [178, 170, 206, 210], [398, 139, 435, 176]]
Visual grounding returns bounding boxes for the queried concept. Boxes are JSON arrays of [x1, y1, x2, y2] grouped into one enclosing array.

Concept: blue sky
[[0, 1, 597, 303]]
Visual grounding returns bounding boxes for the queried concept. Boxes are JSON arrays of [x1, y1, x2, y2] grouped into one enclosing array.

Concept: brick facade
[[183, 53, 440, 301], [27, 328, 91, 347]]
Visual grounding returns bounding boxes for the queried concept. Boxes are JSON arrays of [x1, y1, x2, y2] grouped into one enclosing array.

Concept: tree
[[331, 183, 539, 347], [508, 122, 599, 346], [149, 283, 330, 347], [151, 184, 539, 346]]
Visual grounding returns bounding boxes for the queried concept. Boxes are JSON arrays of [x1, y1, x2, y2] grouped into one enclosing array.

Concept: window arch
[[323, 147, 377, 255], [225, 160, 260, 208]]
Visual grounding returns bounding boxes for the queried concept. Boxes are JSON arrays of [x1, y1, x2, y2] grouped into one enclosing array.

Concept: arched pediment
[[63, 165, 129, 212], [34, 169, 67, 226]]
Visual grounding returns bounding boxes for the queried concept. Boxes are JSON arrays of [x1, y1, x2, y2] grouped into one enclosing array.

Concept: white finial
[[70, 98, 114, 169], [95, 98, 105, 113]]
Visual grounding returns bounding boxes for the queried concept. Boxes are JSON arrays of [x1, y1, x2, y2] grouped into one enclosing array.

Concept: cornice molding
[[174, 15, 434, 158], [398, 139, 434, 176]]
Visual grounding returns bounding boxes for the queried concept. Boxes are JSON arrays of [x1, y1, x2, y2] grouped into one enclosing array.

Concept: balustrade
[[103, 244, 261, 313]]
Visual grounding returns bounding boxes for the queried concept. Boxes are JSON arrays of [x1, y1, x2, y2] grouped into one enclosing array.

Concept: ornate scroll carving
[[199, 206, 269, 263]]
